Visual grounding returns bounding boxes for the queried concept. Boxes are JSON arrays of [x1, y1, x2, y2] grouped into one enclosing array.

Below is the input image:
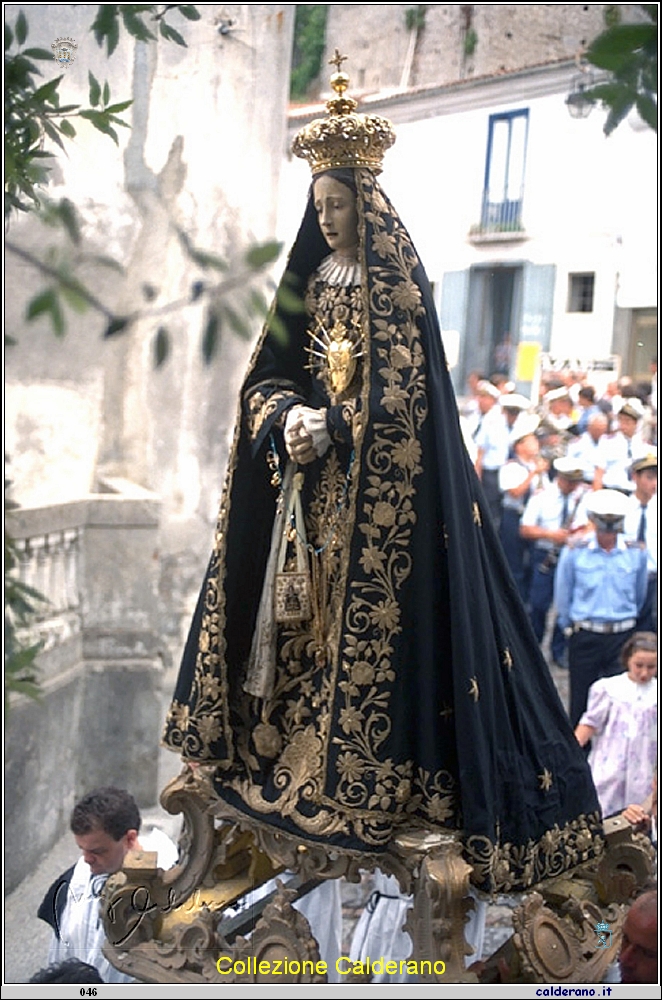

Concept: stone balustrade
[[5, 479, 165, 892]]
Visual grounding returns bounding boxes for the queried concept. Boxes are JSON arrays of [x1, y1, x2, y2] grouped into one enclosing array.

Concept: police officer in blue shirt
[[554, 489, 648, 726]]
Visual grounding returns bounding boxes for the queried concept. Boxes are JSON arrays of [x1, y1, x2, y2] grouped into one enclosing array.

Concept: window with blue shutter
[[481, 110, 529, 232]]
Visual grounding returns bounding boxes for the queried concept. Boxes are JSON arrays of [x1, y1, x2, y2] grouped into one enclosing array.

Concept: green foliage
[[5, 5, 206, 343], [176, 228, 229, 271], [5, 6, 200, 218], [6, 4, 304, 704], [6, 3, 292, 362], [604, 5, 622, 29], [244, 241, 282, 270], [26, 287, 65, 335], [405, 5, 427, 33], [583, 5, 657, 135], [154, 325, 170, 366], [201, 309, 221, 363], [464, 27, 478, 58], [147, 235, 288, 365], [78, 70, 132, 145], [276, 281, 307, 315], [4, 12, 133, 218], [91, 4, 200, 57], [4, 533, 47, 710], [290, 5, 328, 100], [7, 211, 125, 345], [144, 235, 307, 364]]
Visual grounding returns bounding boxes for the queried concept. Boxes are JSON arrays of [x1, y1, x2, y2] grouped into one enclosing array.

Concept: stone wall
[[5, 4, 295, 886], [320, 4, 648, 94], [6, 4, 295, 649], [5, 482, 163, 891]]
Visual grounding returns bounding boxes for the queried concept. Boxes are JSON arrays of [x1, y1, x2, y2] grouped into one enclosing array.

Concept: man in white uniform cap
[[554, 490, 648, 726]]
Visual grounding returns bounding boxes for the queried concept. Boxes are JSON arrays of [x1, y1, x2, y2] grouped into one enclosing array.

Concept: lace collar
[[317, 252, 362, 287]]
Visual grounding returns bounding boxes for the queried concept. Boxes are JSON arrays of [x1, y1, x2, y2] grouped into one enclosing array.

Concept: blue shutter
[[440, 269, 470, 390], [519, 263, 556, 350]]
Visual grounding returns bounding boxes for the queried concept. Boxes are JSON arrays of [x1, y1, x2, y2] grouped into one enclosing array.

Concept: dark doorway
[[462, 265, 522, 385]]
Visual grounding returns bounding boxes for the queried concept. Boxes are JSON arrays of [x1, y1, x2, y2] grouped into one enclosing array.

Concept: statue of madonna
[[163, 62, 602, 895]]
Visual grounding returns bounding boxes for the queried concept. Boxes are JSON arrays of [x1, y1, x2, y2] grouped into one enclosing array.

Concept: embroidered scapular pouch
[[274, 470, 312, 623]]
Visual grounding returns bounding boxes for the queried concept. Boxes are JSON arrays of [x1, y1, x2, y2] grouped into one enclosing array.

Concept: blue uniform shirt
[[554, 535, 648, 629]]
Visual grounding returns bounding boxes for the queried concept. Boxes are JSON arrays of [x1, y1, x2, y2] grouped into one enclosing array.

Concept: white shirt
[[499, 461, 548, 512], [623, 492, 657, 573], [348, 870, 486, 982], [474, 408, 509, 470], [521, 483, 587, 549], [566, 432, 605, 483], [459, 414, 478, 463], [48, 827, 178, 983], [596, 431, 647, 492]]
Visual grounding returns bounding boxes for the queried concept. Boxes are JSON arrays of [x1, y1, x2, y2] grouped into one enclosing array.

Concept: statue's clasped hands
[[284, 405, 331, 465]]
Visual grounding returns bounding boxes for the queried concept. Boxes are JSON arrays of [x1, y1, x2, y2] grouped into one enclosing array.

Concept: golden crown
[[292, 50, 396, 176]]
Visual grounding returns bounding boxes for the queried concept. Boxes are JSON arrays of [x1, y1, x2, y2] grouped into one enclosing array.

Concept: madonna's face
[[313, 175, 359, 254]]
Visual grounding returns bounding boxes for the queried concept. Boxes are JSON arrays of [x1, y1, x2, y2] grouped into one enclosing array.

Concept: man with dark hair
[[575, 385, 600, 434], [29, 959, 103, 984], [69, 787, 141, 873], [38, 787, 177, 984]]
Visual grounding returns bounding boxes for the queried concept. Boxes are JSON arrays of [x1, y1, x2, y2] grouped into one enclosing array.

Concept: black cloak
[[163, 169, 602, 893]]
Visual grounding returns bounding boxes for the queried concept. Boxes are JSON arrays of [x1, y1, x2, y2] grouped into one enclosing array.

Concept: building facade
[[285, 5, 656, 396]]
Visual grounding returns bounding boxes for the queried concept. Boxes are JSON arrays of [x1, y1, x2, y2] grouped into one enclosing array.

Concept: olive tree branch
[[6, 239, 118, 320]]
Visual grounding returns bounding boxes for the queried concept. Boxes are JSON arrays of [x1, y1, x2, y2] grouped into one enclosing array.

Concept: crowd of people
[[463, 368, 658, 824], [463, 370, 657, 641]]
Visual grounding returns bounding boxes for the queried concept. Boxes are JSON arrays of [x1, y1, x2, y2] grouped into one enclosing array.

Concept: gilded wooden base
[[101, 769, 655, 984]]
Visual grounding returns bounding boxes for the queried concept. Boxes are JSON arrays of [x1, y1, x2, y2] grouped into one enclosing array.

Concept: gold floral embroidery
[[465, 812, 603, 893], [318, 174, 458, 834], [164, 172, 461, 842], [244, 382, 303, 441]]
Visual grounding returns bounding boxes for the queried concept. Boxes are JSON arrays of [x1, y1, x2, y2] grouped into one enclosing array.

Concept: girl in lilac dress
[[575, 633, 657, 817]]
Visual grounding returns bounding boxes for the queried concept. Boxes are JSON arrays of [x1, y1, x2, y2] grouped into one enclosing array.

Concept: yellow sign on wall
[[516, 341, 541, 382]]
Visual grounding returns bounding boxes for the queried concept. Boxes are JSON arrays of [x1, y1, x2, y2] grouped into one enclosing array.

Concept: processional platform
[[102, 768, 655, 984]]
